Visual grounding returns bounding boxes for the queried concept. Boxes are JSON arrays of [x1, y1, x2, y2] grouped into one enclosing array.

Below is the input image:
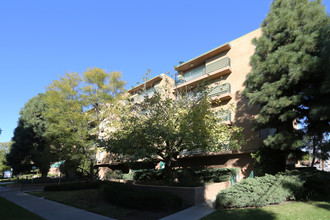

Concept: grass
[[28, 189, 132, 219], [202, 201, 330, 220], [0, 196, 44, 220]]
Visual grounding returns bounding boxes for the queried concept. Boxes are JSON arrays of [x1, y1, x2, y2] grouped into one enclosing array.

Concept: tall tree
[[44, 68, 125, 180], [0, 142, 11, 173], [103, 85, 245, 178], [7, 94, 56, 178], [243, 0, 330, 172], [81, 68, 126, 179]]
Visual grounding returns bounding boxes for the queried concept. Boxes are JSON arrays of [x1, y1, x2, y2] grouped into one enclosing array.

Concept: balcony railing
[[208, 83, 231, 98], [179, 144, 232, 157], [206, 57, 230, 74], [175, 57, 231, 85], [215, 110, 231, 122], [132, 87, 155, 102]]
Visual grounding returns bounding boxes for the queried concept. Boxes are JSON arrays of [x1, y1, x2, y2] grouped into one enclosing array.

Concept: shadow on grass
[[203, 208, 276, 220], [314, 201, 330, 212]]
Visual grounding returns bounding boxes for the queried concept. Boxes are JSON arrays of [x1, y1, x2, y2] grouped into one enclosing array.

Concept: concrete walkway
[[0, 185, 114, 220], [160, 201, 216, 220]]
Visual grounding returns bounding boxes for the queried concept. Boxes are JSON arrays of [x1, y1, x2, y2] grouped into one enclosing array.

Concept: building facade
[[173, 29, 262, 178], [97, 29, 263, 179]]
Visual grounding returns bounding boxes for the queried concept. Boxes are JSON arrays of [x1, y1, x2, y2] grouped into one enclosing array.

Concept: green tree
[[6, 120, 35, 174], [103, 85, 244, 178], [6, 94, 56, 178], [81, 68, 125, 178], [44, 72, 89, 177], [0, 142, 11, 173], [243, 0, 330, 172], [44, 68, 125, 180]]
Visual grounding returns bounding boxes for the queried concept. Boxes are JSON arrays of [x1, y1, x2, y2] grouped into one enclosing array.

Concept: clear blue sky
[[0, 0, 329, 142]]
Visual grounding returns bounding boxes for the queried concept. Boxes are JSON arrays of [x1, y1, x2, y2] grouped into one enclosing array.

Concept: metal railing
[[215, 110, 231, 121], [132, 87, 155, 102], [208, 83, 231, 97], [175, 57, 231, 85], [205, 57, 231, 74]]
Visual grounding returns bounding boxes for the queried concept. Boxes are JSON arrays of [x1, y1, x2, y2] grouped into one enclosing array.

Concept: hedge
[[44, 180, 183, 211], [215, 170, 330, 209], [44, 181, 103, 191], [130, 168, 236, 186], [102, 182, 183, 211]]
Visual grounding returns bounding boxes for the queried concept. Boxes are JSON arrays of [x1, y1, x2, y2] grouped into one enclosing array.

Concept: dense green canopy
[[243, 0, 330, 171]]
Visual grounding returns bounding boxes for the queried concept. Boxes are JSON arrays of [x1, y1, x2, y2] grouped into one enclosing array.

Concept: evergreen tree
[[243, 0, 330, 172], [7, 94, 56, 178]]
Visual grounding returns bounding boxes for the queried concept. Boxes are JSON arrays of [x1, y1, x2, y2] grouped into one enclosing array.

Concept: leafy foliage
[[6, 94, 57, 177], [44, 181, 103, 191], [102, 182, 183, 211], [112, 168, 236, 186], [44, 68, 125, 179], [44, 180, 183, 211], [104, 170, 123, 180], [0, 142, 11, 173], [103, 82, 245, 176]]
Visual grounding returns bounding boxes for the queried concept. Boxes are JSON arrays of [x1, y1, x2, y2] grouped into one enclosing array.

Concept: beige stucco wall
[[207, 29, 263, 152], [226, 29, 262, 152]]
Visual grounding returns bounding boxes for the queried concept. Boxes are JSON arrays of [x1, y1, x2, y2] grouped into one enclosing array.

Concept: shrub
[[215, 170, 330, 209], [44, 181, 103, 191], [194, 168, 237, 183], [303, 171, 330, 201], [130, 168, 236, 186], [122, 172, 135, 181], [215, 172, 304, 208], [104, 170, 123, 180], [133, 169, 164, 182], [102, 183, 182, 211]]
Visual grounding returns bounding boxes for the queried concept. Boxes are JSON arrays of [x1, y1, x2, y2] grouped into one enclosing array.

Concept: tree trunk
[[311, 140, 316, 167], [41, 169, 49, 180], [89, 158, 94, 181]]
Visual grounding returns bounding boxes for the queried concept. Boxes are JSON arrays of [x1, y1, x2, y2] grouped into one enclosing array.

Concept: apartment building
[[127, 73, 175, 101], [174, 29, 263, 178], [97, 29, 263, 179]]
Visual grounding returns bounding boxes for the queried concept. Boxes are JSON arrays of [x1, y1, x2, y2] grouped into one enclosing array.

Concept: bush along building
[[97, 29, 263, 180]]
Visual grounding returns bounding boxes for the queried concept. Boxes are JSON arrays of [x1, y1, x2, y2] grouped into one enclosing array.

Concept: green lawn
[[202, 201, 330, 220], [0, 196, 44, 220], [28, 189, 132, 219]]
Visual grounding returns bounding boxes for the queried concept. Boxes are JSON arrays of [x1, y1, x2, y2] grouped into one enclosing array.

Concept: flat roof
[[175, 43, 231, 72], [127, 74, 164, 94]]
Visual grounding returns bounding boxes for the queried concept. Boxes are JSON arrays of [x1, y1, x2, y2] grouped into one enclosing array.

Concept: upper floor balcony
[[208, 82, 232, 102], [215, 109, 231, 125], [174, 57, 232, 90], [130, 86, 156, 103]]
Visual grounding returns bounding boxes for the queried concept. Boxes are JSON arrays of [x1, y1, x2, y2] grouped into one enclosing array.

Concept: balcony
[[179, 145, 232, 157], [131, 87, 155, 103], [175, 57, 231, 90], [208, 83, 232, 102], [215, 110, 231, 124]]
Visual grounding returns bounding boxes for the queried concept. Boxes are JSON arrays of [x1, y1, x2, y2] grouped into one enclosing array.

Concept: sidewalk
[[0, 186, 114, 220], [160, 201, 215, 220]]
